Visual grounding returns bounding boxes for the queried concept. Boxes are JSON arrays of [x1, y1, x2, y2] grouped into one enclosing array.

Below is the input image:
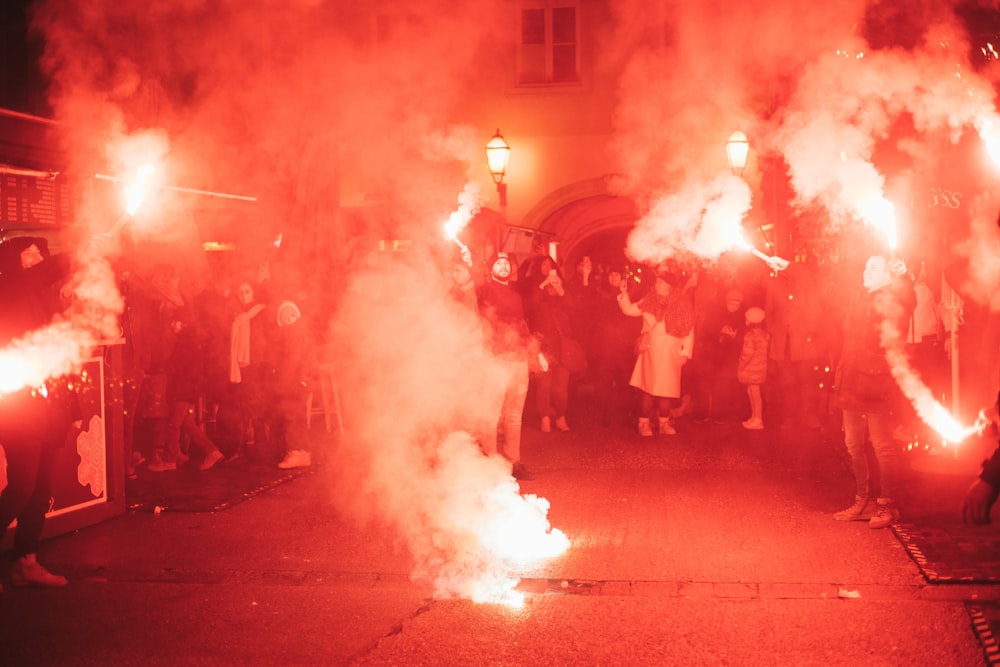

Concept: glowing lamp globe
[[726, 131, 749, 176], [486, 129, 511, 185]]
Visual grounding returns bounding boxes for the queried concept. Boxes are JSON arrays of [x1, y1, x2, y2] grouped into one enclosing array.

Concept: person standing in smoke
[[228, 279, 274, 462], [118, 261, 188, 474], [737, 306, 769, 430], [138, 264, 186, 472], [0, 236, 79, 588], [159, 305, 225, 472], [520, 254, 582, 433], [707, 288, 747, 424], [832, 254, 916, 529], [476, 252, 538, 481], [271, 300, 313, 470], [763, 260, 824, 430], [590, 268, 642, 427], [617, 269, 695, 437]]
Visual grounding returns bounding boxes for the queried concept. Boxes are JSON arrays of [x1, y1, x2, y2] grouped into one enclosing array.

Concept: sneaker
[[10, 554, 67, 588], [638, 418, 653, 437], [869, 500, 900, 529], [555, 416, 570, 432], [511, 462, 534, 481], [742, 418, 764, 430], [199, 449, 225, 471], [833, 496, 877, 521], [658, 417, 677, 435], [278, 449, 312, 470], [540, 416, 551, 433], [147, 460, 177, 472]]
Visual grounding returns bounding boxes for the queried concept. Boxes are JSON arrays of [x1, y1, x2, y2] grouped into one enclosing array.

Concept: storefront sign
[[0, 173, 72, 227]]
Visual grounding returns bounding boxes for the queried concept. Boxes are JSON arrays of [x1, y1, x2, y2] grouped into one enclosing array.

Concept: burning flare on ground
[[329, 257, 569, 608], [415, 433, 570, 607]]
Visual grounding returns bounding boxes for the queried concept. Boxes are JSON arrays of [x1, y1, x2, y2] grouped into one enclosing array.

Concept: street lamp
[[726, 130, 749, 177], [486, 129, 510, 208]]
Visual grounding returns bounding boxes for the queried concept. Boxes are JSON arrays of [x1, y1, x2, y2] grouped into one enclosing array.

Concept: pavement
[[2, 407, 999, 666]]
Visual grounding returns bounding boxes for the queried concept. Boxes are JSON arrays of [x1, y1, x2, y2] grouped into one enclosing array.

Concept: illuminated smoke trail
[[775, 24, 1000, 246], [771, 23, 1000, 432], [625, 174, 753, 265], [0, 128, 171, 395], [442, 182, 483, 253], [607, 4, 998, 426], [870, 284, 985, 444], [605, 0, 868, 267], [329, 253, 568, 604], [0, 253, 124, 395]]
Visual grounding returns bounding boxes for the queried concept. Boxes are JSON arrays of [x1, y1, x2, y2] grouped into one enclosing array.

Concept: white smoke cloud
[[0, 244, 125, 396], [625, 174, 752, 265], [327, 251, 568, 600]]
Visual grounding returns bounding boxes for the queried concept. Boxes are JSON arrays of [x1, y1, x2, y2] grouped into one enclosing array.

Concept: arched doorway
[[525, 179, 638, 278]]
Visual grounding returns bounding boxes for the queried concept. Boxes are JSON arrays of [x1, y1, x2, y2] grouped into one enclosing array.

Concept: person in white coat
[[618, 270, 695, 436]]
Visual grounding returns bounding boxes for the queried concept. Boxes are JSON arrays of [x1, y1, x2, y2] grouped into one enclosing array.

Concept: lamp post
[[726, 130, 749, 177], [486, 129, 510, 209]]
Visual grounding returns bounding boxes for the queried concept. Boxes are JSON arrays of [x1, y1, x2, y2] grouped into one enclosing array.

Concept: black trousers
[[0, 434, 59, 558]]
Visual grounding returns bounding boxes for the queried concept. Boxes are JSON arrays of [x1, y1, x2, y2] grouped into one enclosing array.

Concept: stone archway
[[523, 176, 638, 270]]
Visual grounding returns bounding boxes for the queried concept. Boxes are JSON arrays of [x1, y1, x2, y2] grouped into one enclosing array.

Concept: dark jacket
[[0, 236, 80, 445], [476, 279, 532, 358], [523, 289, 577, 371], [166, 316, 208, 404], [834, 276, 916, 415]]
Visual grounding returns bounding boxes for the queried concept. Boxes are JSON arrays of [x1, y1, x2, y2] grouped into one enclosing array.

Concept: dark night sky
[[0, 0, 48, 115]]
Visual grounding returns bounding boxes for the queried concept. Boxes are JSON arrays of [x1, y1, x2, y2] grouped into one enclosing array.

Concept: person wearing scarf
[[618, 270, 695, 437], [228, 280, 270, 460]]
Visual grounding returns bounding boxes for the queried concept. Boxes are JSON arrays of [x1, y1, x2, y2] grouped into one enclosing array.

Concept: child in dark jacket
[[737, 306, 769, 430]]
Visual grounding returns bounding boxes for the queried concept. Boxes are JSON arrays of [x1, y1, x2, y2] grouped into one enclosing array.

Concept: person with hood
[[0, 236, 78, 588], [832, 254, 916, 529]]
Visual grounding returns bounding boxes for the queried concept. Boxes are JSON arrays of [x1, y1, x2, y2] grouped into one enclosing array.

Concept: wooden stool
[[306, 364, 344, 435]]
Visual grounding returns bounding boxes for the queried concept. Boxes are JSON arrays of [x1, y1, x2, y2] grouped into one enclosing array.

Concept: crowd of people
[[456, 243, 987, 532], [119, 258, 318, 477], [0, 229, 995, 589]]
